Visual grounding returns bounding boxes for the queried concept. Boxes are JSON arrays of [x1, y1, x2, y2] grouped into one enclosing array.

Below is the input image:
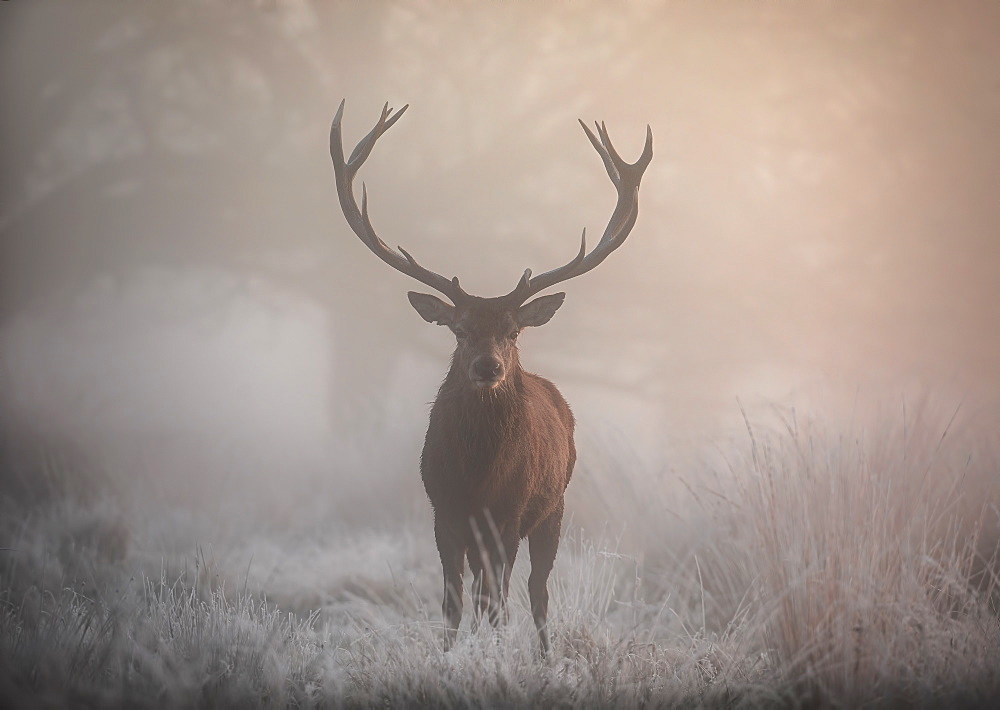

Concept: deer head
[[405, 290, 566, 391], [330, 101, 653, 391]]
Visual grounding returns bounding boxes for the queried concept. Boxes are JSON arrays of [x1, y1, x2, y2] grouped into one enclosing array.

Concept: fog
[[2, 1, 999, 518]]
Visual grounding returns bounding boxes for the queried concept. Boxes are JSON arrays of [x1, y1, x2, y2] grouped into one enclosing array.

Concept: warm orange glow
[[0, 4, 998, 702]]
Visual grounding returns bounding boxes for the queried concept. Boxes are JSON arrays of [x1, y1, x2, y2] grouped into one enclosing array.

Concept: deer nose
[[472, 357, 503, 381]]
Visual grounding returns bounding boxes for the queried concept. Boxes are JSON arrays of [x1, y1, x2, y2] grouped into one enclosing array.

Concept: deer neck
[[453, 368, 525, 467]]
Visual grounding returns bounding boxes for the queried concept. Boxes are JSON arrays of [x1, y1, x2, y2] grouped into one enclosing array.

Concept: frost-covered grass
[[1, 408, 999, 708]]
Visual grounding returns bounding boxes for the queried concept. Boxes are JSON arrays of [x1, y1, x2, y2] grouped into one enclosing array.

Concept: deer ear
[[517, 292, 565, 328], [408, 292, 455, 326]]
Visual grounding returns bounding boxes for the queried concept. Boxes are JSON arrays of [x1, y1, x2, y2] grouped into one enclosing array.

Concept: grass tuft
[[1, 406, 998, 707]]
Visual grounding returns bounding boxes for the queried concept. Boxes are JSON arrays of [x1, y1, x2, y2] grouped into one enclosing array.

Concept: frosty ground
[[1, 406, 998, 708]]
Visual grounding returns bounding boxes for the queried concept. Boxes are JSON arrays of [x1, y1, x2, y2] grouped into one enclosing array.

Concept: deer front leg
[[467, 513, 497, 632], [528, 505, 563, 657], [467, 512, 521, 630], [435, 520, 466, 651], [466, 545, 488, 633], [496, 528, 521, 627]]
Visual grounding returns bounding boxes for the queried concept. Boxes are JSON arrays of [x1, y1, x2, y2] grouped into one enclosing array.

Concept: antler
[[503, 120, 653, 305], [330, 100, 468, 304]]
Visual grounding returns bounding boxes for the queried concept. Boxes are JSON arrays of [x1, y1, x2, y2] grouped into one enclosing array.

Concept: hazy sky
[[1, 1, 998, 492]]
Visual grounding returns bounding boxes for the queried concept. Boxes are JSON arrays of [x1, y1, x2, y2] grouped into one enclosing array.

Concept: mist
[[4, 2, 1000, 523], [2, 3, 1000, 705], [0, 0, 998, 509]]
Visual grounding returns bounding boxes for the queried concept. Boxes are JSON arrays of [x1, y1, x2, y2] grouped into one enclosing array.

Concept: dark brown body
[[422, 355, 575, 653]]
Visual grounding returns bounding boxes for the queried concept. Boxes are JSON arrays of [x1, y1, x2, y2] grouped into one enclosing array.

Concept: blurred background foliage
[[1, 1, 998, 506]]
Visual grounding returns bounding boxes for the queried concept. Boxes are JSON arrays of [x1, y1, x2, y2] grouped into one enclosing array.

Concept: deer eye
[[508, 330, 520, 341]]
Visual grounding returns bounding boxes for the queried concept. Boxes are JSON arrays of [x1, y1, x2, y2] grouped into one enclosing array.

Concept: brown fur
[[414, 295, 575, 655]]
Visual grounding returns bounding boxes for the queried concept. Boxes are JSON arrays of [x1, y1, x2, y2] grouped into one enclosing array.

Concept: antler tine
[[330, 100, 467, 304], [347, 102, 408, 169], [504, 121, 652, 304], [581, 120, 620, 187]]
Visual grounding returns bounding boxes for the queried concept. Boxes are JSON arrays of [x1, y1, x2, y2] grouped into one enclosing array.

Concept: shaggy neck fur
[[437, 350, 527, 473]]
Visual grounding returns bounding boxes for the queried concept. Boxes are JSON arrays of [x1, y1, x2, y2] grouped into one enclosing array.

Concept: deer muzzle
[[470, 356, 504, 389]]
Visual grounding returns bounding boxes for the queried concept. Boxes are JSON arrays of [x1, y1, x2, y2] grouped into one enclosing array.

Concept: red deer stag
[[330, 101, 652, 654]]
